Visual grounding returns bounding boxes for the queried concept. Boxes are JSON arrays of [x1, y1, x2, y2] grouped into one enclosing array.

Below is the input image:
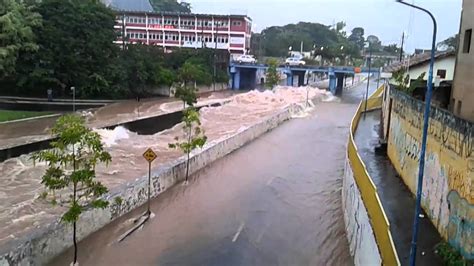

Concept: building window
[[463, 29, 472, 53], [436, 69, 446, 79], [456, 100, 462, 115]]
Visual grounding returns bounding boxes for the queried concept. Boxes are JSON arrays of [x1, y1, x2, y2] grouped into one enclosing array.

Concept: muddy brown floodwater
[[0, 87, 330, 252], [49, 81, 375, 266]]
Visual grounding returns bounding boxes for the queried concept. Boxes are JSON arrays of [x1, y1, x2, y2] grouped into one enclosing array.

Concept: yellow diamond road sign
[[143, 148, 157, 163]]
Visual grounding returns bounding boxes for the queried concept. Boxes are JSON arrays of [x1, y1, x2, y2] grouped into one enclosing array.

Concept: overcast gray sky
[[188, 0, 462, 52]]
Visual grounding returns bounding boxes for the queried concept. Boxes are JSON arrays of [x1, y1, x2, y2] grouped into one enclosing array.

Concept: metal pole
[[396, 2, 437, 266], [400, 31, 405, 62], [71, 87, 75, 112], [147, 162, 151, 215], [376, 67, 381, 89], [363, 44, 372, 118]]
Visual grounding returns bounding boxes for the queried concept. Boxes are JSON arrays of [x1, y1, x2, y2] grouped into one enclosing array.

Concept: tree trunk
[[185, 151, 190, 182], [185, 126, 192, 181], [73, 220, 77, 264]]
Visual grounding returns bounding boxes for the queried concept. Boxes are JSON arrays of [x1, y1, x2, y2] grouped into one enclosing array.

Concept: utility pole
[[300, 41, 303, 53], [400, 31, 405, 62]]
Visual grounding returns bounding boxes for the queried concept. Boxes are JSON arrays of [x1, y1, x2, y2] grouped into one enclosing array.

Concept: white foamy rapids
[[95, 126, 131, 147], [322, 95, 341, 103]]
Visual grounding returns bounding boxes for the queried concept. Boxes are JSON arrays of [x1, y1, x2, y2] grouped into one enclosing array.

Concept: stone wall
[[385, 88, 473, 259], [342, 157, 382, 266], [0, 101, 307, 266]]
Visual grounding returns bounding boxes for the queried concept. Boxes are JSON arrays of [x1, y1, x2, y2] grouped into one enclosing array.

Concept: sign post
[[143, 148, 157, 215]]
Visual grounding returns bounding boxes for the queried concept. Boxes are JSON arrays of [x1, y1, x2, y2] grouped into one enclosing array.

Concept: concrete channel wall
[[384, 88, 473, 260], [0, 100, 308, 266], [343, 85, 400, 266], [342, 157, 382, 265]]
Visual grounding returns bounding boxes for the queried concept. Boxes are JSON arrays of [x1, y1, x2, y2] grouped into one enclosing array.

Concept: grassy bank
[[0, 110, 53, 122]]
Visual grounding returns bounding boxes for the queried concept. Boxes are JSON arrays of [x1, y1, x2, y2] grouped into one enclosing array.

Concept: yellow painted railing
[[348, 85, 400, 266]]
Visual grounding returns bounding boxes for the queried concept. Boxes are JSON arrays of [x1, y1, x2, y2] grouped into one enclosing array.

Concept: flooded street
[[50, 81, 377, 266]]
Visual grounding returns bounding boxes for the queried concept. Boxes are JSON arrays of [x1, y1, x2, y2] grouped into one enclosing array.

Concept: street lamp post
[[320, 47, 325, 66], [340, 45, 345, 66], [363, 42, 372, 117], [71, 86, 76, 112], [396, 1, 437, 266]]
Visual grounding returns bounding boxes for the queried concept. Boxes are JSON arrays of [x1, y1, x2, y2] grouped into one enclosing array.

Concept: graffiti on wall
[[447, 190, 473, 259], [387, 89, 473, 259]]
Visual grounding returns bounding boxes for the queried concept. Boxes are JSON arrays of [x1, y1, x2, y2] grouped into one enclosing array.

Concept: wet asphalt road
[[50, 82, 377, 266]]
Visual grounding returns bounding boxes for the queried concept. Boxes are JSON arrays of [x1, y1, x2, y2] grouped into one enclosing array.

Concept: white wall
[[408, 56, 455, 82], [342, 158, 382, 266]]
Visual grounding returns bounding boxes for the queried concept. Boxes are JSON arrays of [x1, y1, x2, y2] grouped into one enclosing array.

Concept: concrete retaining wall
[[385, 88, 473, 259], [0, 101, 306, 266], [343, 84, 400, 265], [342, 157, 382, 266]]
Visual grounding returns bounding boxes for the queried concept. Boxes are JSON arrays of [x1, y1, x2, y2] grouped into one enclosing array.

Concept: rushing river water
[[48, 81, 376, 266], [0, 86, 329, 250]]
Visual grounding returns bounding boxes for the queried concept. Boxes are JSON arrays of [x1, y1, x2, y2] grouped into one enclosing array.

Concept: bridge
[[229, 63, 377, 95]]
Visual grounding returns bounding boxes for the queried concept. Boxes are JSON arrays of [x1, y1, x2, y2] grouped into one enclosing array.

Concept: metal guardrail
[[347, 85, 401, 266]]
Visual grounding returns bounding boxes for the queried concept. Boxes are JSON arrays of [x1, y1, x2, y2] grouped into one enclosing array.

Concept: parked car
[[285, 57, 306, 66], [236, 55, 257, 64]]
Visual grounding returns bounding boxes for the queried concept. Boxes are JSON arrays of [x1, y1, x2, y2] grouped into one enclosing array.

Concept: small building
[[385, 50, 456, 84], [113, 10, 253, 55], [384, 50, 456, 109], [451, 0, 473, 121]]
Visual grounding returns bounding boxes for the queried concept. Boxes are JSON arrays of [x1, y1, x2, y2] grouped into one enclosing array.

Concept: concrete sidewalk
[[354, 110, 443, 265]]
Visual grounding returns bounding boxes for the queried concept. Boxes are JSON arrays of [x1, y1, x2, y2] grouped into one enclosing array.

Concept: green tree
[[17, 0, 118, 97], [383, 44, 400, 55], [335, 21, 347, 37], [174, 61, 211, 108], [348, 27, 365, 50], [32, 115, 112, 265], [117, 44, 175, 98], [168, 107, 207, 183], [266, 59, 280, 89], [261, 22, 340, 57], [367, 35, 382, 52], [437, 34, 458, 51], [393, 69, 410, 92], [393, 70, 426, 95], [150, 0, 191, 12], [0, 0, 41, 78]]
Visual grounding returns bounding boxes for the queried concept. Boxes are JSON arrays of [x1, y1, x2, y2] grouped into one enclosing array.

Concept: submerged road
[[51, 82, 377, 266]]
